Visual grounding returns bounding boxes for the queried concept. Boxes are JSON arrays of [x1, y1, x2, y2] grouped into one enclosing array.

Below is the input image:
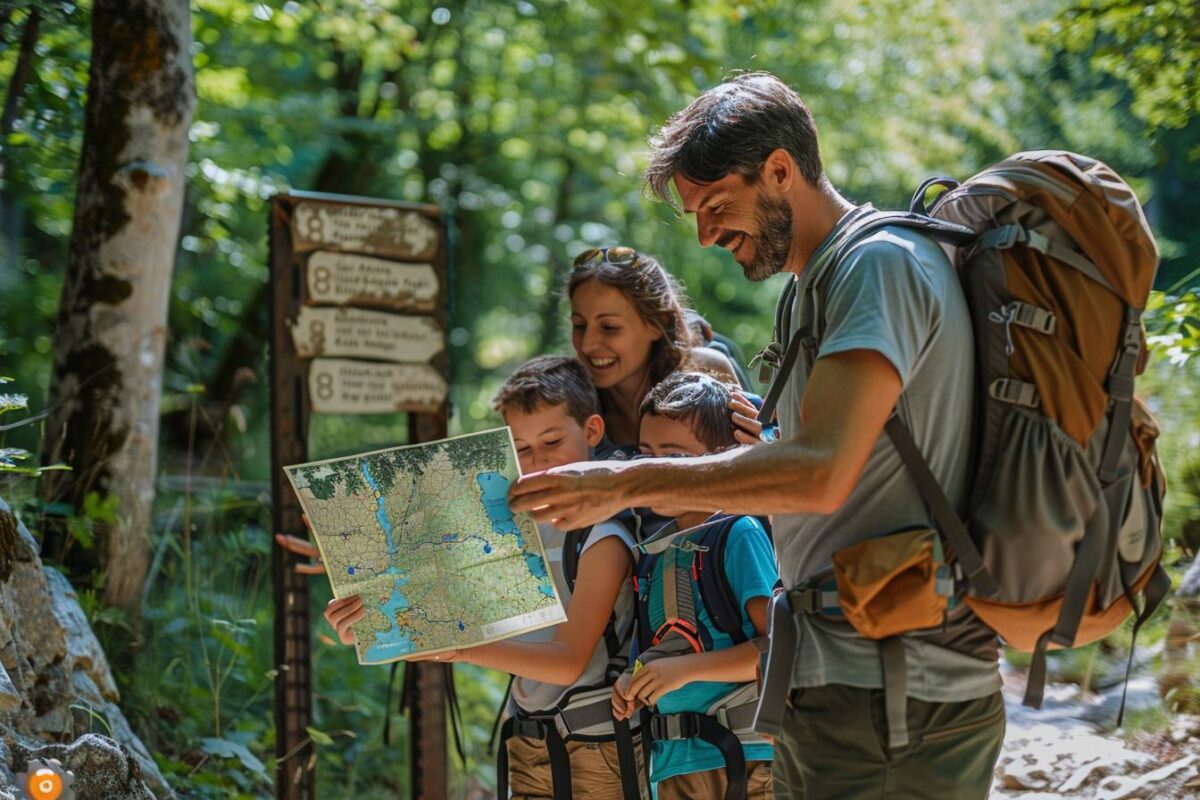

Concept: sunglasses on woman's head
[[572, 246, 638, 269]]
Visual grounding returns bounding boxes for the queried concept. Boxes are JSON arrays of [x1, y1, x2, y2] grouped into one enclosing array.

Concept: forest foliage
[[1, 0, 1198, 796]]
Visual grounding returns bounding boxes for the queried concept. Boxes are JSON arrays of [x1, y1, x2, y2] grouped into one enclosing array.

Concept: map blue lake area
[[362, 574, 416, 662], [525, 553, 556, 598], [477, 471, 555, 598], [476, 471, 522, 542], [350, 464, 558, 660]]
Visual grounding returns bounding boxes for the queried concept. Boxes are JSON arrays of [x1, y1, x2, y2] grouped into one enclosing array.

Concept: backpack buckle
[[512, 717, 548, 740], [980, 224, 1025, 251], [751, 342, 783, 384], [650, 712, 701, 740]]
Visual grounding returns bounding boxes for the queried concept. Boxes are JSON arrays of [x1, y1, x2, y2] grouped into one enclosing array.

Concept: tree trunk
[[40, 0, 195, 610], [0, 7, 39, 138]]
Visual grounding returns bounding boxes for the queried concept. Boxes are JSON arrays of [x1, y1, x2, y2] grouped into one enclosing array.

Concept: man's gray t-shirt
[[774, 207, 1001, 702]]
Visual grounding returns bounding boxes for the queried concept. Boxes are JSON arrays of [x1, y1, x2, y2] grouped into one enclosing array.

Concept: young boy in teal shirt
[[612, 371, 778, 800]]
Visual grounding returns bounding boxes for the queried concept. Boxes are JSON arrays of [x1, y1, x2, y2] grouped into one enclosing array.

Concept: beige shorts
[[656, 761, 775, 800], [506, 734, 647, 800]]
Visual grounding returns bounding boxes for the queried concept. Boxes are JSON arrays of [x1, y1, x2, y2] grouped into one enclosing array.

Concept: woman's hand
[[324, 596, 364, 645], [276, 515, 326, 575], [730, 391, 765, 446], [623, 656, 691, 707]]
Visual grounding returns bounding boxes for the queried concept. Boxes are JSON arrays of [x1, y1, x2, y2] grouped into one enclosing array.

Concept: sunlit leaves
[[1040, 0, 1200, 130]]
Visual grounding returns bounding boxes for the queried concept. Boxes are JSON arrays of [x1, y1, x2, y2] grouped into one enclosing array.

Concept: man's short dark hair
[[493, 356, 599, 425], [645, 72, 823, 209], [639, 371, 738, 452]]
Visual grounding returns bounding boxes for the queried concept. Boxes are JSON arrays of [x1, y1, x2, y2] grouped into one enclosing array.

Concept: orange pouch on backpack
[[830, 528, 948, 640]]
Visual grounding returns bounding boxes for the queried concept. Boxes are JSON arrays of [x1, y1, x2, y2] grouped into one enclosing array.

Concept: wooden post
[[269, 195, 317, 800], [269, 191, 450, 800], [408, 412, 449, 799]]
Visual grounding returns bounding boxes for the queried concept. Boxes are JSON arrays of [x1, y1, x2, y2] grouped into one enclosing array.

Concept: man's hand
[[623, 656, 691, 707], [509, 461, 633, 530], [324, 596, 364, 645]]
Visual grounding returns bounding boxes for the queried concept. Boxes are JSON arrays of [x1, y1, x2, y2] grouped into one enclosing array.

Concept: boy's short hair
[[493, 356, 600, 425], [639, 371, 738, 451]]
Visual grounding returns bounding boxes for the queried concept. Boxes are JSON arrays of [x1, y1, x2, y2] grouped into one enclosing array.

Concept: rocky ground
[[994, 663, 1200, 799], [0, 497, 170, 800]]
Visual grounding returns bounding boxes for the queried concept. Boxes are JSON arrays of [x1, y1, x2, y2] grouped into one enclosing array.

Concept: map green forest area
[[285, 428, 565, 664]]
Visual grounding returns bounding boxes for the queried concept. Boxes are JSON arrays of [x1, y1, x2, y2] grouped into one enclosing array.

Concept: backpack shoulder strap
[[567, 521, 639, 669], [756, 211, 975, 425], [884, 416, 998, 598], [562, 527, 591, 595], [695, 516, 753, 645], [633, 547, 659, 654]]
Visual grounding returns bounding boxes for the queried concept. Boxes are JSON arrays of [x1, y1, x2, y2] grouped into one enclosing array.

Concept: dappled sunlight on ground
[[993, 663, 1200, 798]]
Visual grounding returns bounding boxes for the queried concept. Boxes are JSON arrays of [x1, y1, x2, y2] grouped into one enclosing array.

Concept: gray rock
[[1179, 558, 1200, 599], [101, 701, 175, 800], [0, 498, 38, 580], [70, 671, 174, 800], [44, 567, 119, 701], [0, 663, 20, 716], [0, 493, 169, 798], [12, 734, 155, 800]]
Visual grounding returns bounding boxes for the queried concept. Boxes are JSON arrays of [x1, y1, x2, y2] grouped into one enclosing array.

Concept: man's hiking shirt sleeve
[[817, 232, 942, 388]]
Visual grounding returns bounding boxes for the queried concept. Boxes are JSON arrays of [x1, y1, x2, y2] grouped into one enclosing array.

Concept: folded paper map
[[284, 428, 566, 664]]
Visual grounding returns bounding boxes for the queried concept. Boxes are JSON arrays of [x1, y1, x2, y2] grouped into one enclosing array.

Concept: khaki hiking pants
[[506, 734, 647, 800], [772, 685, 1005, 800], [657, 761, 775, 800]]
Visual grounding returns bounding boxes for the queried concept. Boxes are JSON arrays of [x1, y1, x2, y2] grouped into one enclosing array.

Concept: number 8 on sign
[[315, 370, 335, 401]]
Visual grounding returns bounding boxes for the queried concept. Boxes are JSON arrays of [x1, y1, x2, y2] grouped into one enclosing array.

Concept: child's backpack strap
[[564, 521, 637, 679], [693, 516, 773, 644], [562, 527, 590, 595]]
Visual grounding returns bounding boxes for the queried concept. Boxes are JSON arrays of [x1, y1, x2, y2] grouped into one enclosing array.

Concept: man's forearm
[[617, 437, 844, 516]]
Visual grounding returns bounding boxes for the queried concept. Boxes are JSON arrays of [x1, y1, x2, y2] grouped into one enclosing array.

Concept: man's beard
[[741, 193, 793, 282]]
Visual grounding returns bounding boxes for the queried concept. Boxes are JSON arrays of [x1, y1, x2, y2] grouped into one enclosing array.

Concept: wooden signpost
[[269, 191, 451, 800]]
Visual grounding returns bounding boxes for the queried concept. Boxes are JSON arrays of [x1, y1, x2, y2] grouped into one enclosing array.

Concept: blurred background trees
[[0, 0, 1197, 796]]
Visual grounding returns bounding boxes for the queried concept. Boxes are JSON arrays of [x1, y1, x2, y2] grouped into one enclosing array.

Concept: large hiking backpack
[[758, 150, 1170, 712]]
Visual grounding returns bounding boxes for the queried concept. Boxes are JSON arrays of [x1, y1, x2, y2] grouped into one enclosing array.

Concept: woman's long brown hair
[[567, 250, 690, 389]]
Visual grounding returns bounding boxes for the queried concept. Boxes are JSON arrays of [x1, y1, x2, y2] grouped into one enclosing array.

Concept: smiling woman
[[567, 247, 739, 448]]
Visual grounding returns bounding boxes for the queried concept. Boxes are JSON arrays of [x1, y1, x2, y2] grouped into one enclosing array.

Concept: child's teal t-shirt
[[642, 515, 778, 784]]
